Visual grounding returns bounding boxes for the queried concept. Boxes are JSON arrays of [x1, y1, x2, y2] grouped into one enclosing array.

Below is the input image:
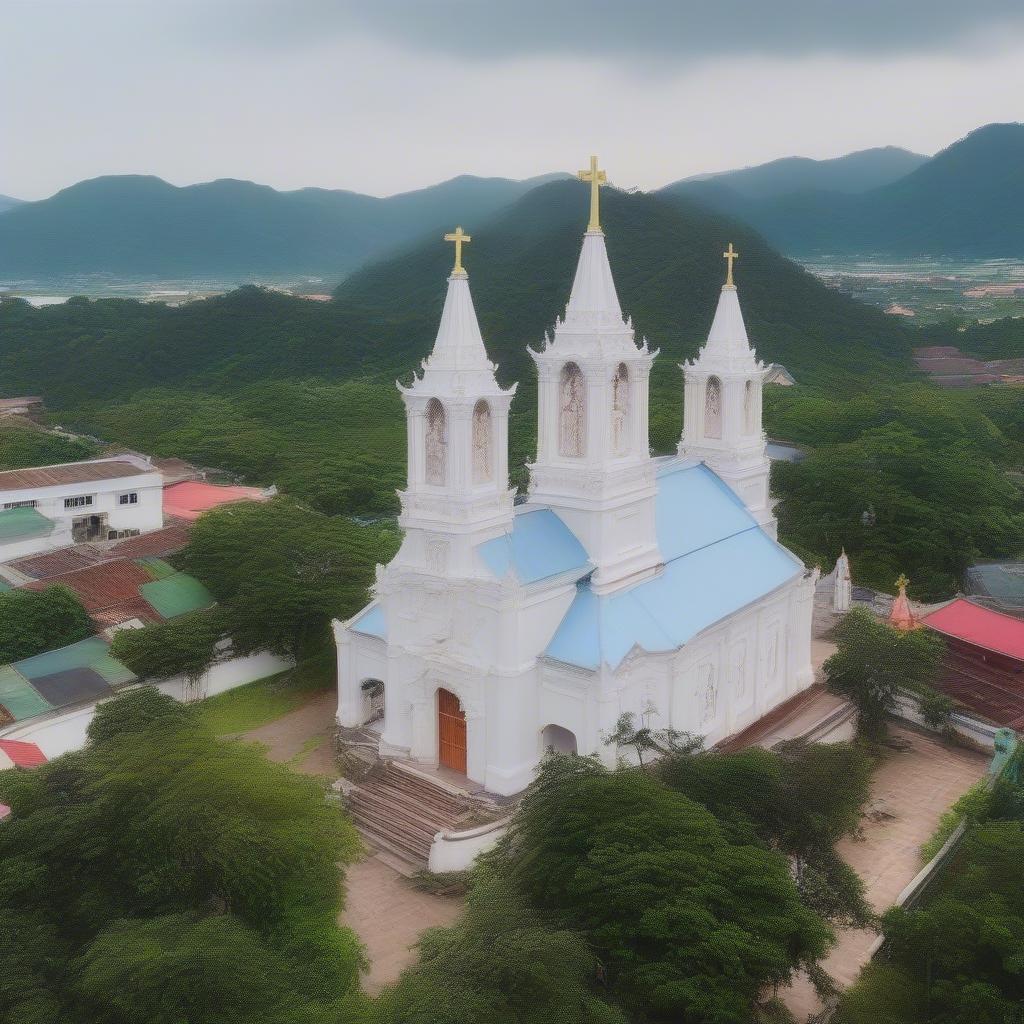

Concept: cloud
[[214, 0, 1024, 63]]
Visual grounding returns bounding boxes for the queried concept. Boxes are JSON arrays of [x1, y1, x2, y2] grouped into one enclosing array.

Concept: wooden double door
[[437, 688, 467, 775]]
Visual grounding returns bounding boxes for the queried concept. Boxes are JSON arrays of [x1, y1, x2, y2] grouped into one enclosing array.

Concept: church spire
[[527, 156, 662, 593], [680, 243, 775, 537], [395, 230, 515, 578]]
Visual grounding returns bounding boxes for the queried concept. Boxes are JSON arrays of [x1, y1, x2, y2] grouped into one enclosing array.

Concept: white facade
[[335, 214, 815, 797], [0, 455, 164, 561]]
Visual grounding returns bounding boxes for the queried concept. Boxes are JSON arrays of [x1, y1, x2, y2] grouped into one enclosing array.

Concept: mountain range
[[0, 173, 564, 281], [663, 123, 1024, 256], [2, 121, 1022, 283], [672, 146, 927, 199], [0, 195, 23, 215]]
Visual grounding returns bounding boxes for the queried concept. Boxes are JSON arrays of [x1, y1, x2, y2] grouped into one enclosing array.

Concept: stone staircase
[[347, 762, 471, 868]]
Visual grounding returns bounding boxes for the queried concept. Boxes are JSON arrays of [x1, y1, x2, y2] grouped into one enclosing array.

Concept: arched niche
[[612, 362, 630, 455], [744, 379, 756, 434], [541, 724, 578, 755], [559, 362, 586, 458], [425, 397, 447, 485], [704, 376, 722, 440], [472, 399, 493, 483]]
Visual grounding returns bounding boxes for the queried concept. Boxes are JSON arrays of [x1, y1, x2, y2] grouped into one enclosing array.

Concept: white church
[[334, 161, 816, 796]]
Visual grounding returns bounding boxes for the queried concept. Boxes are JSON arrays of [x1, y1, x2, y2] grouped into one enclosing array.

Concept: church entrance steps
[[348, 762, 476, 868]]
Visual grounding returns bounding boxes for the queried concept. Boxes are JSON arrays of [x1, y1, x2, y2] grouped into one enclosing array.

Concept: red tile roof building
[[921, 598, 1024, 729]]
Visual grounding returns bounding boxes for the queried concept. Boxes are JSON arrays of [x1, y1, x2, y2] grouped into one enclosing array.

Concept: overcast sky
[[4, 0, 1024, 200]]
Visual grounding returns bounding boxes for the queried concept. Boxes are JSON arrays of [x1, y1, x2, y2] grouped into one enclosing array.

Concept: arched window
[[541, 724, 578, 755], [744, 379, 756, 434], [472, 400, 493, 483], [704, 377, 722, 439], [425, 398, 447, 485], [612, 362, 629, 455], [559, 362, 586, 458]]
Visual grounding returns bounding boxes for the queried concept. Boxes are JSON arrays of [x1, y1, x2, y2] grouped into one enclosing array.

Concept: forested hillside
[[663, 123, 1024, 256], [0, 172, 563, 280], [1, 179, 1021, 598]]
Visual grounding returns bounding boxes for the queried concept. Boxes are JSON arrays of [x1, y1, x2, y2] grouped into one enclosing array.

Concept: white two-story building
[[0, 455, 164, 561]]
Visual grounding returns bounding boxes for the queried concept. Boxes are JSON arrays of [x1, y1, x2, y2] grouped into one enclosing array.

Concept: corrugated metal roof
[[0, 459, 148, 491], [477, 508, 590, 584], [24, 558, 157, 620], [0, 739, 48, 767], [162, 481, 266, 521], [139, 572, 215, 619], [922, 598, 1024, 662], [0, 507, 55, 542]]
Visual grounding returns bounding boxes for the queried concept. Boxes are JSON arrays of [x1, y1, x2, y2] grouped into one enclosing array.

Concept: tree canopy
[[0, 688, 364, 1024], [0, 584, 93, 664], [825, 608, 950, 739], [491, 754, 833, 1023]]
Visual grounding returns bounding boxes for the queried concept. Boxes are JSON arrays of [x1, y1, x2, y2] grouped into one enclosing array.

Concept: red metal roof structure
[[0, 803, 11, 821], [0, 459, 148, 491], [0, 739, 48, 767], [23, 558, 161, 627], [921, 598, 1024, 663], [162, 481, 267, 521]]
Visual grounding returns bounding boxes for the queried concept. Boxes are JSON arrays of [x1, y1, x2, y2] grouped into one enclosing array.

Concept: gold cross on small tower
[[723, 243, 739, 289], [895, 573, 910, 592], [577, 155, 607, 232], [444, 225, 471, 276]]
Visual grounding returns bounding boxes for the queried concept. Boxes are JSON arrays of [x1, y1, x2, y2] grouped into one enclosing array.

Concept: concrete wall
[[0, 651, 293, 760]]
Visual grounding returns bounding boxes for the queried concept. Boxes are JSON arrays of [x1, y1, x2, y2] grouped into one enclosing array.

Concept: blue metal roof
[[545, 462, 803, 670], [350, 602, 387, 640], [477, 508, 590, 585]]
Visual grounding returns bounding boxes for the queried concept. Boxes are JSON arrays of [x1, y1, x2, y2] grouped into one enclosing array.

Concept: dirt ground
[[781, 726, 989, 1019], [239, 689, 465, 994]]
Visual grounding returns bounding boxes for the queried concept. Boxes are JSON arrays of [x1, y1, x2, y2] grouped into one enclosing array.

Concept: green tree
[[85, 685, 187, 744], [109, 607, 227, 681], [0, 691, 364, 1023], [659, 741, 874, 927], [178, 496, 398, 661], [492, 754, 832, 1023], [825, 608, 950, 740], [0, 584, 93, 664], [376, 873, 626, 1024]]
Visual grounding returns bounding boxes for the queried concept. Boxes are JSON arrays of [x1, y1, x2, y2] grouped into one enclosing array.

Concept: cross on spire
[[722, 243, 739, 289], [896, 573, 910, 592], [444, 226, 471, 276], [577, 155, 607, 232]]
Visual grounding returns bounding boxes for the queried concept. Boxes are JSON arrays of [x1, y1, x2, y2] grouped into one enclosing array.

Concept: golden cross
[[896, 573, 910, 592], [723, 243, 739, 288], [577, 155, 607, 232], [444, 226, 471, 275]]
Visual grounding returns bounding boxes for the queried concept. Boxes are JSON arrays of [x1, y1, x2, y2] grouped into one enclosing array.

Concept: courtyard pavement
[[240, 689, 465, 995], [780, 725, 989, 1019]]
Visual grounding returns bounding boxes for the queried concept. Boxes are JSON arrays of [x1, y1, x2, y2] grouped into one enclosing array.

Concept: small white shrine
[[334, 160, 816, 795]]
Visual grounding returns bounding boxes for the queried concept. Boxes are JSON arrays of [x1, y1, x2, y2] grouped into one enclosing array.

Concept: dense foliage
[[0, 688, 364, 1024], [825, 609, 950, 739], [111, 497, 398, 679], [490, 754, 832, 1023], [0, 584, 93, 664], [0, 418, 98, 471], [659, 741, 874, 927], [835, 747, 1024, 1024], [767, 384, 1024, 599], [375, 873, 626, 1024]]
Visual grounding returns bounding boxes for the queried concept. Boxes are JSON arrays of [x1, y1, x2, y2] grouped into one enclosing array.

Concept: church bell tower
[[395, 227, 516, 578], [528, 157, 662, 593], [680, 245, 775, 536]]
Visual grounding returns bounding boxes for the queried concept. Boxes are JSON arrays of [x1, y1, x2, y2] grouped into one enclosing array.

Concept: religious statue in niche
[[425, 399, 447, 485], [700, 664, 717, 724], [744, 379, 756, 434], [559, 363, 585, 457], [612, 363, 629, 455], [731, 642, 747, 700], [704, 377, 722, 439], [472, 400, 493, 483]]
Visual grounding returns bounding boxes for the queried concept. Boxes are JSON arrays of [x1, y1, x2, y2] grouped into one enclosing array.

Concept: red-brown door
[[437, 688, 467, 774]]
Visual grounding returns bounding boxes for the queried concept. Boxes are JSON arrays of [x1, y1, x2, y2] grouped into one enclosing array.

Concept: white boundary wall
[[0, 651, 292, 759]]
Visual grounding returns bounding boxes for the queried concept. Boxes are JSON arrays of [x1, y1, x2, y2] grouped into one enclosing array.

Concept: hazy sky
[[4, 0, 1024, 200]]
